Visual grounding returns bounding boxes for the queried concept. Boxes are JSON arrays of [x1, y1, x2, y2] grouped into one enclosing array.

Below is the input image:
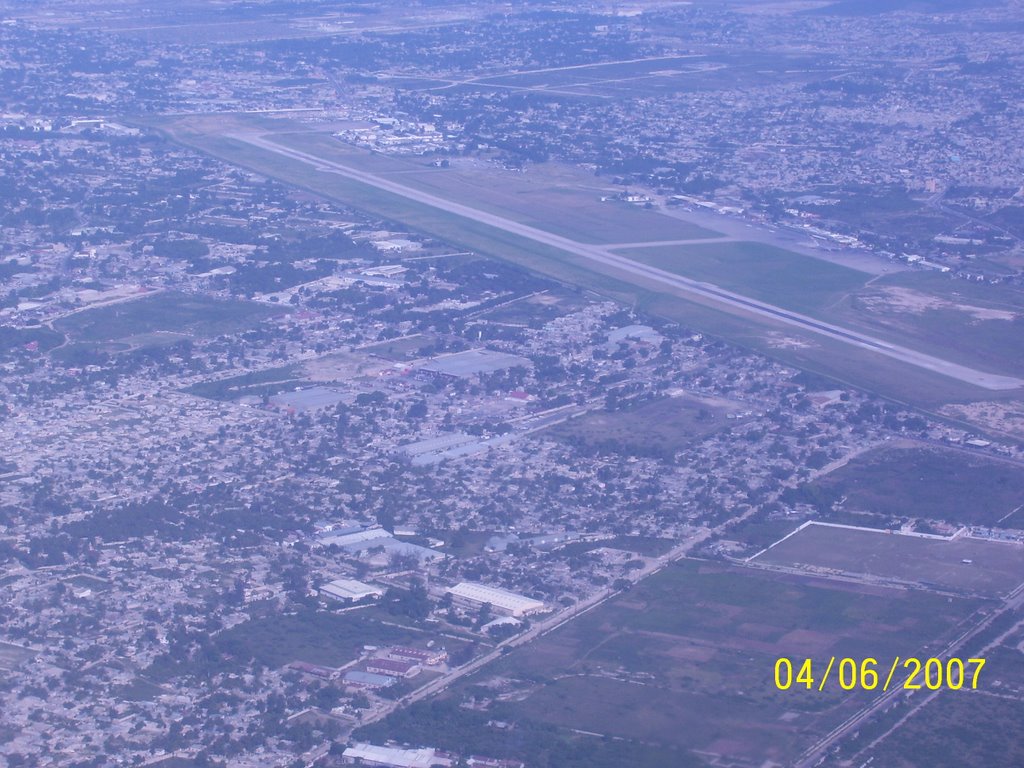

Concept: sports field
[[754, 523, 1024, 597]]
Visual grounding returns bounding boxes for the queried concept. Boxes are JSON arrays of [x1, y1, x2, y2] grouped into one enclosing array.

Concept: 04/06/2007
[[774, 657, 987, 692]]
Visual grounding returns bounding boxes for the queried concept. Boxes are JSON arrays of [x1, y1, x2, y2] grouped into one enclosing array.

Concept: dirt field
[[939, 399, 1024, 441]]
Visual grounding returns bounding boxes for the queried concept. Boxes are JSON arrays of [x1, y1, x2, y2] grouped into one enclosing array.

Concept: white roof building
[[446, 582, 547, 617], [320, 578, 385, 602], [342, 743, 449, 768], [319, 527, 392, 548]]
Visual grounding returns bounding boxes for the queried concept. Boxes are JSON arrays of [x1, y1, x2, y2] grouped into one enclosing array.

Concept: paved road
[[229, 132, 1021, 392]]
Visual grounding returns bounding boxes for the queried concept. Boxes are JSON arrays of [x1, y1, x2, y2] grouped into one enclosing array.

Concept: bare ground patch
[[860, 286, 1017, 321], [939, 399, 1024, 440]]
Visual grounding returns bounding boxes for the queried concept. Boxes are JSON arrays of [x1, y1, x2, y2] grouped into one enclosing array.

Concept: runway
[[230, 131, 1023, 392]]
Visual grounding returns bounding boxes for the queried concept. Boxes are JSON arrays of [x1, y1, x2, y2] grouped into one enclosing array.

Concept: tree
[[473, 602, 493, 629]]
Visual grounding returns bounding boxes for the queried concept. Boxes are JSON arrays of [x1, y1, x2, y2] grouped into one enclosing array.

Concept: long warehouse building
[[446, 581, 547, 618]]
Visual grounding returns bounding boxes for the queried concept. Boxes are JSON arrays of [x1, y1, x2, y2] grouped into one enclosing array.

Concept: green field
[[114, 677, 167, 702], [755, 523, 1024, 597], [546, 393, 744, 458], [799, 445, 1024, 527], [53, 292, 279, 343], [981, 642, 1024, 693], [366, 560, 985, 766], [100, 331, 192, 351], [357, 699, 703, 768], [479, 290, 587, 326], [721, 515, 806, 553], [833, 609, 1024, 766]]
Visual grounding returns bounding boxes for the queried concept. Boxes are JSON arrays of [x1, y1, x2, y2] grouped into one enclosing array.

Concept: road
[[228, 131, 1021, 392]]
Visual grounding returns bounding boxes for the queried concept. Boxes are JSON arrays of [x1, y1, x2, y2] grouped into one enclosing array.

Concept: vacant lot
[[375, 560, 983, 767], [53, 292, 278, 343], [804, 445, 1024, 527], [547, 393, 743, 457], [755, 523, 1024, 597]]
